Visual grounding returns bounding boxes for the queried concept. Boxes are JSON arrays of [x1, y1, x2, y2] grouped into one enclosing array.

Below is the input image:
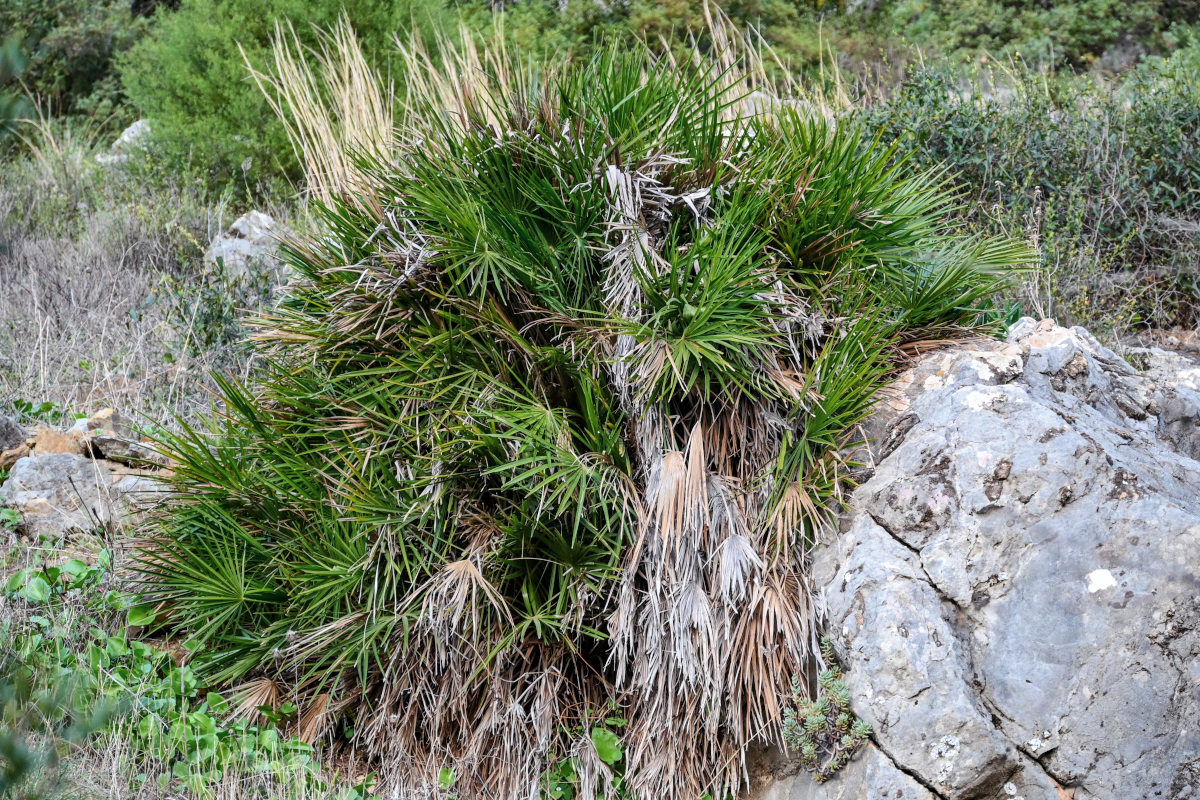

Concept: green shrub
[[884, 0, 1200, 67], [119, 0, 469, 192], [490, 0, 841, 75], [115, 0, 1200, 198], [0, 1, 147, 123], [859, 45, 1200, 334], [0, 35, 33, 148], [136, 39, 1032, 800], [1119, 41, 1200, 217], [114, 0, 849, 193]]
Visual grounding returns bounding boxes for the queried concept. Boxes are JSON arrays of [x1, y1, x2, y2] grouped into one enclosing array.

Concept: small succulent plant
[[782, 638, 871, 782]]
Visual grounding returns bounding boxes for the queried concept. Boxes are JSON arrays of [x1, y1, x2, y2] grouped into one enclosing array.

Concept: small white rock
[[1086, 568, 1117, 593]]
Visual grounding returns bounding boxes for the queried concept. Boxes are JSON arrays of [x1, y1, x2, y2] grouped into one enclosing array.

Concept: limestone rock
[[227, 210, 275, 244], [203, 210, 284, 281], [108, 465, 166, 517], [0, 415, 26, 452], [749, 745, 932, 800], [1121, 345, 1200, 460], [86, 408, 128, 437], [80, 408, 164, 466], [95, 119, 151, 166], [89, 435, 164, 467], [0, 454, 115, 538], [759, 319, 1200, 799], [1, 443, 29, 469], [30, 425, 84, 456], [0, 447, 166, 536]]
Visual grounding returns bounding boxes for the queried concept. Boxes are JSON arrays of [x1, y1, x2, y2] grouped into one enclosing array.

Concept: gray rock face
[[82, 408, 165, 467], [757, 319, 1200, 800], [1124, 345, 1200, 461], [203, 210, 284, 281], [95, 119, 151, 166], [0, 454, 115, 538], [0, 415, 26, 452], [89, 434, 164, 466], [754, 745, 933, 800], [0, 408, 169, 536]]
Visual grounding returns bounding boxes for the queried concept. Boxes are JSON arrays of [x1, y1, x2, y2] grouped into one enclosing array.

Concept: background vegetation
[[861, 40, 1200, 336], [118, 0, 468, 188], [0, 1, 149, 124]]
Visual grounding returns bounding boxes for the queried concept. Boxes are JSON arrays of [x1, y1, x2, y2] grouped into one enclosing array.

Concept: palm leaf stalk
[[136, 35, 1034, 800]]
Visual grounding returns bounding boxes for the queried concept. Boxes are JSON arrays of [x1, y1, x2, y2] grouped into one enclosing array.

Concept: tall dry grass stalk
[[245, 17, 393, 215], [681, 1, 852, 118], [248, 2, 852, 213], [392, 23, 520, 135]]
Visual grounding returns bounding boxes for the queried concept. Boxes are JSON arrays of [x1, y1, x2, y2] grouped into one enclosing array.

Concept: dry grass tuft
[[245, 17, 394, 216], [0, 119, 282, 425], [684, 0, 853, 117]]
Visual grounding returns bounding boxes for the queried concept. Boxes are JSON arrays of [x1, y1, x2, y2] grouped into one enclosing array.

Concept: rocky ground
[[0, 199, 285, 534], [753, 320, 1200, 800], [0, 408, 166, 540], [0, 194, 284, 542]]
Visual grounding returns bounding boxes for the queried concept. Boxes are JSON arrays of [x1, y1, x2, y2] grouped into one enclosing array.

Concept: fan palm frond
[[137, 23, 1033, 800]]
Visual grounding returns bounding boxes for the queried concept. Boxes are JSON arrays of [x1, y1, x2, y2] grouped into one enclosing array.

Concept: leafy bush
[[113, 0, 1200, 197], [859, 44, 1200, 335], [0, 36, 34, 147], [136, 35, 1032, 800], [883, 0, 1200, 67], [498, 0, 823, 64], [0, 1, 147, 122], [0, 650, 115, 799], [119, 0, 468, 191]]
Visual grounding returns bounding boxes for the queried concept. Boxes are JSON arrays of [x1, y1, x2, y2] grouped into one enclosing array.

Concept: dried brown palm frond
[[896, 333, 983, 357], [229, 677, 283, 725], [353, 633, 613, 800], [713, 531, 763, 606], [768, 480, 822, 564], [650, 450, 689, 560], [297, 693, 331, 745], [684, 424, 712, 547], [416, 558, 514, 663], [726, 570, 815, 742]]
